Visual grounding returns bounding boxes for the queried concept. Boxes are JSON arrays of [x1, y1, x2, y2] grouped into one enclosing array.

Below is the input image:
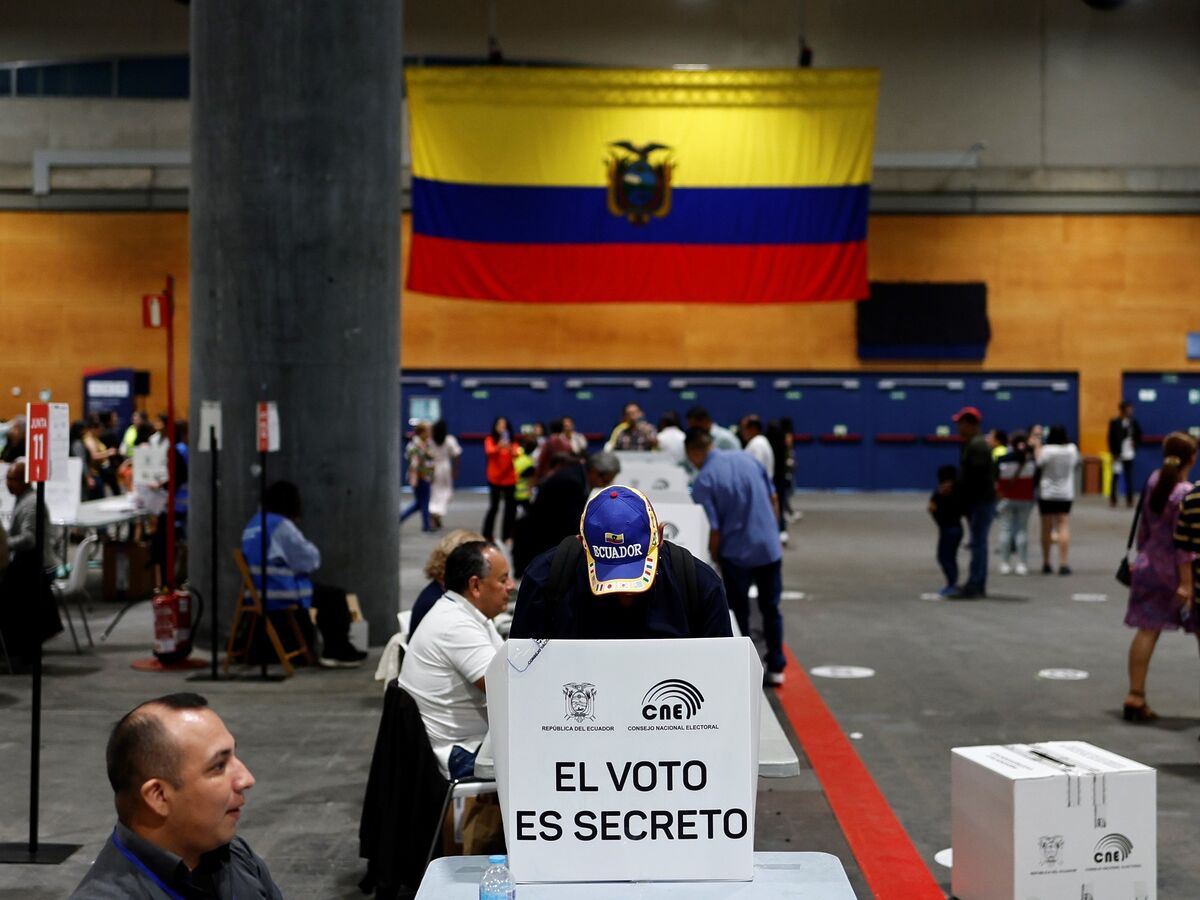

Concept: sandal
[[1122, 690, 1158, 723]]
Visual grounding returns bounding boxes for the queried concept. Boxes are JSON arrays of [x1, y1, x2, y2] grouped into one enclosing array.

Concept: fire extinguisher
[[152, 584, 204, 665]]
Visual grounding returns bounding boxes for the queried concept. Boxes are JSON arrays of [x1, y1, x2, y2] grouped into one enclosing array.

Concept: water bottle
[[479, 853, 516, 900]]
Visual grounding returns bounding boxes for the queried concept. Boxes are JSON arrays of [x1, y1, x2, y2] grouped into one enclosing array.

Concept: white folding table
[[415, 852, 856, 898]]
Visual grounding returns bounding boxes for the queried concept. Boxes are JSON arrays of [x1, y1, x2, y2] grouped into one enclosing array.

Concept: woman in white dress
[[428, 419, 461, 530]]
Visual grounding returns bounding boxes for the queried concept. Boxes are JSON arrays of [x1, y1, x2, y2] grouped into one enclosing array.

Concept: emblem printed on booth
[[563, 683, 597, 723]]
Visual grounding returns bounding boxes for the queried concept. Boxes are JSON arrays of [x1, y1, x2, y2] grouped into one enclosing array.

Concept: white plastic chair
[[53, 534, 98, 653]]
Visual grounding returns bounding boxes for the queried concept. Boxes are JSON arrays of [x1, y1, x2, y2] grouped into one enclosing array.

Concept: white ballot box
[[486, 637, 762, 884], [951, 741, 1155, 900]]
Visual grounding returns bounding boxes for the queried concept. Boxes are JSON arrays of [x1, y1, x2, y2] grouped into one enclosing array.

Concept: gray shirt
[[8, 488, 54, 570], [71, 822, 284, 899]]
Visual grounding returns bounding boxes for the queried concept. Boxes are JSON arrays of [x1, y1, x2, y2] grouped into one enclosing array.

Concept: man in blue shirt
[[510, 485, 731, 640], [241, 481, 366, 667], [686, 427, 786, 685]]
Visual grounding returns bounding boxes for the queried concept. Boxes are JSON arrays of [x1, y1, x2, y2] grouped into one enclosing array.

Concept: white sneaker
[[1015, 562, 1028, 576], [779, 531, 789, 546], [999, 562, 1012, 575]]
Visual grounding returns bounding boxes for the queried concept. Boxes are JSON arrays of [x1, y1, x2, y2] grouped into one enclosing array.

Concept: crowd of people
[[930, 408, 1084, 598], [400, 405, 800, 549], [924, 400, 1199, 724], [3, 393, 1194, 897]]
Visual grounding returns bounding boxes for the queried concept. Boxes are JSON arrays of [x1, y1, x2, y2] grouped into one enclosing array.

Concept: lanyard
[[111, 828, 232, 900], [111, 829, 188, 900]]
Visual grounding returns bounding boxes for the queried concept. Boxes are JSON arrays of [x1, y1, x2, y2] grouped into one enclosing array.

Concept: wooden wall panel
[[2, 211, 1197, 459], [0, 212, 190, 421]]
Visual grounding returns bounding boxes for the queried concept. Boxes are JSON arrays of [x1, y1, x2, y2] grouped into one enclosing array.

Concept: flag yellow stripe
[[408, 67, 879, 188]]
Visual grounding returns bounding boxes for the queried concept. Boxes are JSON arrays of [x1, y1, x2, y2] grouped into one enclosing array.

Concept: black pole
[[210, 425, 220, 680], [29, 481, 44, 854], [0, 457, 80, 864], [259, 448, 267, 680]]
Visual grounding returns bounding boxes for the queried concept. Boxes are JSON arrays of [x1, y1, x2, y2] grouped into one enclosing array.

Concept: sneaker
[[764, 670, 785, 687], [319, 645, 367, 668], [938, 585, 959, 597], [1014, 562, 1028, 576], [1041, 563, 1053, 574], [1058, 566, 1072, 576], [318, 655, 361, 669], [779, 531, 789, 546], [998, 562, 1012, 575]]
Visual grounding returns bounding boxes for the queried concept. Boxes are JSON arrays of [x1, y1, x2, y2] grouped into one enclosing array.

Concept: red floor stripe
[[776, 644, 945, 899]]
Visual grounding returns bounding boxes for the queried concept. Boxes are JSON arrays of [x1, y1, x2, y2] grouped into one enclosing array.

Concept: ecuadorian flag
[[407, 67, 879, 304]]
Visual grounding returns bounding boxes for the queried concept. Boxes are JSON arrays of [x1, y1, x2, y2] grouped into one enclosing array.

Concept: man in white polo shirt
[[399, 540, 513, 779]]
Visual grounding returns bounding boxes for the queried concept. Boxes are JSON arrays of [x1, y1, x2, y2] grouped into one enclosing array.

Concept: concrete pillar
[[189, 2, 402, 648]]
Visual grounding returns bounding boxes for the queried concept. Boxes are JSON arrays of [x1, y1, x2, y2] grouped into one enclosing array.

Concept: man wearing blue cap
[[509, 485, 732, 640]]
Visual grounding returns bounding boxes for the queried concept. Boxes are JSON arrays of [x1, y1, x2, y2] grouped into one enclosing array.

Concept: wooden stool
[[225, 549, 314, 676]]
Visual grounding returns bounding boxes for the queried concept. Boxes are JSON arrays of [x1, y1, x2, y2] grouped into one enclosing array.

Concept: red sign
[[142, 293, 166, 328], [25, 402, 50, 482], [257, 402, 270, 453]]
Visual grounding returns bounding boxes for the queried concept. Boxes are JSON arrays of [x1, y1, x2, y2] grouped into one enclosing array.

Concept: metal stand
[[188, 424, 222, 682], [0, 482, 81, 865], [259, 447, 268, 680]]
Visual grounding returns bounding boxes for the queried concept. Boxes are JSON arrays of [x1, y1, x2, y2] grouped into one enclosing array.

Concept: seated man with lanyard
[[70, 692, 283, 899], [241, 480, 366, 668], [510, 484, 732, 640]]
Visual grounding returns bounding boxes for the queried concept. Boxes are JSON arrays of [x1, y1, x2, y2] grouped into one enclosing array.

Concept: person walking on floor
[[427, 419, 461, 531], [995, 430, 1037, 576], [948, 406, 996, 599], [1108, 400, 1143, 509], [929, 464, 963, 596], [1034, 424, 1080, 574], [1122, 432, 1197, 722], [482, 416, 517, 544], [401, 421, 434, 532]]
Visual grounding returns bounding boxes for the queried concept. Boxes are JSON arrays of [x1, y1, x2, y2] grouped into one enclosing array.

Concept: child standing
[[929, 464, 963, 596]]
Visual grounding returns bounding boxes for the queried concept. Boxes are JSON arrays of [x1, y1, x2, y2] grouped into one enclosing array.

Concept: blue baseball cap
[[580, 485, 660, 595]]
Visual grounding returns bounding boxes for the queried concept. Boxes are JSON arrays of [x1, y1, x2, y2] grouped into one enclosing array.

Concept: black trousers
[[482, 483, 516, 542], [270, 582, 354, 657]]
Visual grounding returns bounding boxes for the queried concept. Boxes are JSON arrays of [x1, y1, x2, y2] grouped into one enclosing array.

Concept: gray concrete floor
[[1, 492, 1197, 898]]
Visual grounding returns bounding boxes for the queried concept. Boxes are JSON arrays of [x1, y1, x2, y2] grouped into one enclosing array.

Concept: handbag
[[1116, 477, 1151, 586]]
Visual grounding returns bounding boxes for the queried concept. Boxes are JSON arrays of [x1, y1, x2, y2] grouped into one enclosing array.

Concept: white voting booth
[[612, 452, 691, 504], [952, 741, 1156, 900], [485, 637, 761, 884]]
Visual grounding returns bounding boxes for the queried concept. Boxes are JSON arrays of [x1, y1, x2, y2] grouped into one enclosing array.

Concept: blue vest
[[240, 512, 313, 611]]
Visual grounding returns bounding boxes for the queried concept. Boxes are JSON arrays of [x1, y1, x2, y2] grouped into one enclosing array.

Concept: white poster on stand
[[198, 400, 222, 452], [45, 457, 82, 521], [486, 637, 760, 884]]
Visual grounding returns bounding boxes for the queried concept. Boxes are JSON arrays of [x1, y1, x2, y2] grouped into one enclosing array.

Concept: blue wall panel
[[401, 370, 1079, 492]]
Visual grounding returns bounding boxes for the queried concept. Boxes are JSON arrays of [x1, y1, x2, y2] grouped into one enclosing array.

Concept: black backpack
[[542, 536, 700, 637]]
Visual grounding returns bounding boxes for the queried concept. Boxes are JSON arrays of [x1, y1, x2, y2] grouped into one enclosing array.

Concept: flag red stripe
[[407, 235, 867, 304]]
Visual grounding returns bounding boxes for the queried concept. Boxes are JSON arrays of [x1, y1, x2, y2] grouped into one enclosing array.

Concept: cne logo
[[641, 679, 704, 721], [1092, 833, 1133, 864]]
